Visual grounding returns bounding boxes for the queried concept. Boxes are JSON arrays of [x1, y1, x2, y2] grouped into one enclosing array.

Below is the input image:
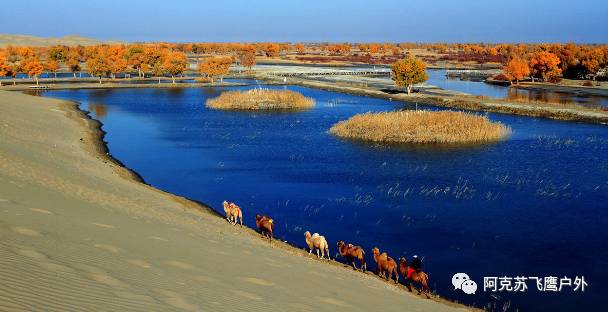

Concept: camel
[[336, 240, 366, 272], [304, 231, 330, 260], [399, 257, 430, 298], [371, 247, 398, 283], [255, 214, 274, 243], [222, 201, 243, 226]]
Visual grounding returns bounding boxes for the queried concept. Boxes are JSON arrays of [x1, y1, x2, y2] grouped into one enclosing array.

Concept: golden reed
[[330, 110, 510, 144]]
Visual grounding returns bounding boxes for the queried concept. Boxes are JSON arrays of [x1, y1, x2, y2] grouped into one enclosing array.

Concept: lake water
[[43, 84, 608, 311], [426, 69, 608, 108]]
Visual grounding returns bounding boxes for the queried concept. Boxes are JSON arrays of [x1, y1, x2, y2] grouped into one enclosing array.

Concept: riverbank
[[486, 78, 608, 96], [268, 76, 608, 124], [0, 81, 252, 92], [515, 81, 608, 96], [0, 90, 471, 311]]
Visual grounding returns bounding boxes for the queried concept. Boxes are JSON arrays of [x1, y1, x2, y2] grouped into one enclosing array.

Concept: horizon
[[3, 32, 608, 45], [1, 0, 607, 43]]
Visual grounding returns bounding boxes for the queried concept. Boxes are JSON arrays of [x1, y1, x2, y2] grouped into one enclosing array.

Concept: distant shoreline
[[262, 76, 608, 125], [3, 71, 607, 124]]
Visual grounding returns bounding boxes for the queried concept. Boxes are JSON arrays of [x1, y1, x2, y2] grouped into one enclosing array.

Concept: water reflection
[[22, 90, 42, 97], [88, 103, 108, 118], [506, 87, 605, 108], [427, 69, 608, 108]]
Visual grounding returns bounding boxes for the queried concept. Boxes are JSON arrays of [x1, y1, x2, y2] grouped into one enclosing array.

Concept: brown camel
[[371, 247, 398, 283], [222, 200, 243, 226], [337, 240, 366, 272], [399, 257, 430, 298], [255, 214, 274, 243]]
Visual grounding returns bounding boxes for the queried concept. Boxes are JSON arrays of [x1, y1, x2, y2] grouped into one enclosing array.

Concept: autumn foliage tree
[[126, 45, 145, 77], [327, 43, 351, 55], [162, 50, 189, 83], [264, 43, 280, 57], [86, 46, 110, 83], [142, 46, 165, 77], [48, 45, 68, 62], [391, 56, 428, 94], [580, 47, 606, 80], [23, 57, 44, 85], [44, 58, 59, 78], [502, 57, 530, 84], [108, 45, 128, 79], [66, 49, 81, 77], [198, 56, 232, 83], [239, 45, 256, 71], [528, 51, 561, 82], [0, 50, 10, 86], [295, 43, 305, 54]]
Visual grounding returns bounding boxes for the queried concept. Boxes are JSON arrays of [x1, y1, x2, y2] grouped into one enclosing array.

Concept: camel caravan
[[222, 200, 430, 297]]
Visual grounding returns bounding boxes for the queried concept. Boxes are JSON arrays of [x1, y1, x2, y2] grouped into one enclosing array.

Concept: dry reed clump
[[206, 88, 315, 110], [330, 110, 511, 144]]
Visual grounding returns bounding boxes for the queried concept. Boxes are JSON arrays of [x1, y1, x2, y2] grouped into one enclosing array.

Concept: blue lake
[[426, 69, 608, 108], [42, 84, 608, 311]]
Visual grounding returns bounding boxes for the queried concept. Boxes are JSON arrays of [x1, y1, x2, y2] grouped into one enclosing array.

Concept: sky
[[1, 0, 607, 43]]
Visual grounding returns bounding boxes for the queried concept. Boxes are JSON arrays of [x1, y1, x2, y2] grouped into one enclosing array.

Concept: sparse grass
[[330, 110, 510, 144], [206, 88, 315, 110]]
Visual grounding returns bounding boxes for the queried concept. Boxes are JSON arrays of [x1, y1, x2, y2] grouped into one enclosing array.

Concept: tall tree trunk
[[172, 75, 176, 84], [99, 76, 102, 84], [406, 85, 411, 95], [35, 77, 39, 85]]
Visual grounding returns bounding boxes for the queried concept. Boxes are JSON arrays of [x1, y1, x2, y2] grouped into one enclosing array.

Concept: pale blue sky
[[2, 0, 607, 43]]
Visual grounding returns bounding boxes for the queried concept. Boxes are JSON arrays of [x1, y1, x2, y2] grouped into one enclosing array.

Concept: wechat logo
[[452, 273, 477, 295]]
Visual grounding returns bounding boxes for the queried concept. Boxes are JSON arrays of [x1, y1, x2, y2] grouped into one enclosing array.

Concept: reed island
[[330, 110, 511, 144], [206, 89, 315, 110]]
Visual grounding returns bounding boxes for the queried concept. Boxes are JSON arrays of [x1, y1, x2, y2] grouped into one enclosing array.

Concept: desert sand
[[0, 33, 121, 47], [0, 89, 469, 311]]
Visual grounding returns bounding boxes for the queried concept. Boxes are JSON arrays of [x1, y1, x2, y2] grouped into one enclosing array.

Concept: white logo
[[452, 273, 477, 295]]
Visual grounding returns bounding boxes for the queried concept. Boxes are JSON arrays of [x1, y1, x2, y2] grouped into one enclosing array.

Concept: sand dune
[[0, 33, 121, 47], [0, 90, 469, 311]]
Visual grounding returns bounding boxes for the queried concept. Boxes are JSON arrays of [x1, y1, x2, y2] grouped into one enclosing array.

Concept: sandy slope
[[0, 34, 121, 47], [0, 90, 468, 312]]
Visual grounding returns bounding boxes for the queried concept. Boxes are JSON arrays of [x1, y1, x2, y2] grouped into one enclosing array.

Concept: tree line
[[1, 42, 606, 86], [0, 43, 260, 85]]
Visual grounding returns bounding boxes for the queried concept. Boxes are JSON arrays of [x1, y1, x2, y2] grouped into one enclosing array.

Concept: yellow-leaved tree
[[23, 57, 44, 85], [44, 58, 59, 78], [198, 56, 232, 83], [162, 51, 189, 84], [391, 56, 428, 94], [86, 46, 110, 83], [239, 45, 256, 71], [502, 57, 530, 85], [0, 50, 10, 86]]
